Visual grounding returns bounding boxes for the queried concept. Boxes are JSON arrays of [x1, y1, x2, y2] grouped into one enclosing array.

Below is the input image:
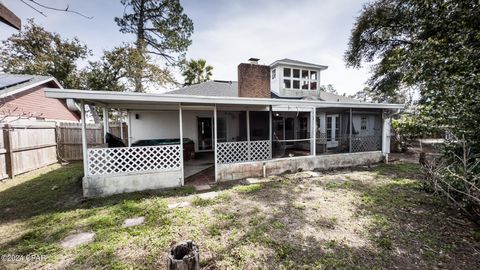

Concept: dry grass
[[0, 162, 479, 269]]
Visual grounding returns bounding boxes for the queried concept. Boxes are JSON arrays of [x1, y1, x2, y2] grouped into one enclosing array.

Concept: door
[[285, 117, 295, 146], [326, 114, 339, 148], [198, 117, 213, 151]]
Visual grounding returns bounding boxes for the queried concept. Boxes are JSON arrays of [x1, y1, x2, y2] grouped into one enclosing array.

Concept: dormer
[[270, 59, 328, 98]]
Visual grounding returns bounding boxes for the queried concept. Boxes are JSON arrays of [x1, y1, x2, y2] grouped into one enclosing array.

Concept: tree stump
[[167, 240, 200, 270], [419, 152, 427, 166]]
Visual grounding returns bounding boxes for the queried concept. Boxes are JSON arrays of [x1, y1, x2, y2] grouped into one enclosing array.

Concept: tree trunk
[[167, 240, 200, 270], [134, 0, 146, 93], [88, 104, 101, 124]]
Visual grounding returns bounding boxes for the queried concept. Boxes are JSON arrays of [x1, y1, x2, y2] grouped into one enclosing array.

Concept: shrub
[[423, 138, 480, 225]]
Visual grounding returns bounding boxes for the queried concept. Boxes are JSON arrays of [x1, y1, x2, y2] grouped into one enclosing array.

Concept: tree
[[115, 0, 194, 92], [345, 0, 480, 222], [181, 59, 213, 86], [0, 19, 89, 88], [345, 0, 480, 150], [319, 84, 338, 94]]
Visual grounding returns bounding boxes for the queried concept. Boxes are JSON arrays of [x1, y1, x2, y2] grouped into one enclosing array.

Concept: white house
[[45, 58, 402, 197]]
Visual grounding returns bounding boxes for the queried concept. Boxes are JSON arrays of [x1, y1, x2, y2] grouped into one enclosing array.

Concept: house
[[0, 74, 80, 123], [45, 58, 403, 197]]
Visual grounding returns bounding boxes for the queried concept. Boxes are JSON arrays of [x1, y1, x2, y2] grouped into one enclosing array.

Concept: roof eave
[[270, 60, 328, 71], [0, 77, 62, 98], [44, 88, 404, 110]]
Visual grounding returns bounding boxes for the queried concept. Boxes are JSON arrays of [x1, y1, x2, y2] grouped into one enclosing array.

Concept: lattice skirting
[[217, 140, 271, 164], [87, 145, 181, 176], [352, 136, 382, 152]]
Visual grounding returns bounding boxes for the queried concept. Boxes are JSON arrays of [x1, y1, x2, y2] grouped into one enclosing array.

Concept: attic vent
[[248, 57, 259, 64]]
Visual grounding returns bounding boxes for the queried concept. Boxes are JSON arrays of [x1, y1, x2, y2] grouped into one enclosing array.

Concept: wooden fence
[[57, 122, 127, 161], [0, 122, 57, 179], [0, 121, 128, 180]]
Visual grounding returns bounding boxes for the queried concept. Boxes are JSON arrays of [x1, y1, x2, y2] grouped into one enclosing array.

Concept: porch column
[[179, 104, 184, 185], [382, 112, 391, 156], [102, 107, 109, 144], [127, 110, 132, 147], [80, 100, 88, 177], [214, 104, 218, 182], [119, 110, 124, 141], [269, 105, 272, 159], [349, 108, 353, 153], [311, 107, 316, 156], [246, 108, 251, 160]]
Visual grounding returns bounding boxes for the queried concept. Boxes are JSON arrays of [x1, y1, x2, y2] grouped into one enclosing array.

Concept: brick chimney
[[238, 58, 271, 98]]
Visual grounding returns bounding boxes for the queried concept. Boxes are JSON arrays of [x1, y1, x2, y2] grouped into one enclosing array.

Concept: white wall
[[129, 110, 213, 152]]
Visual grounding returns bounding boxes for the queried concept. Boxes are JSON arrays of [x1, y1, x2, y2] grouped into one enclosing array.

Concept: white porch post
[[311, 107, 316, 156], [214, 104, 218, 182], [127, 110, 132, 147], [80, 100, 88, 176], [102, 107, 109, 144], [119, 110, 124, 141], [269, 105, 273, 159], [179, 104, 184, 185], [246, 108, 251, 161], [349, 108, 353, 153], [382, 111, 391, 157]]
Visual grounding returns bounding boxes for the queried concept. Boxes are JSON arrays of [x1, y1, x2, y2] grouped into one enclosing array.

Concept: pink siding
[[1, 82, 80, 121]]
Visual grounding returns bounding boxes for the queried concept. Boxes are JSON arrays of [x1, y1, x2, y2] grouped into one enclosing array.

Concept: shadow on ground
[[0, 163, 196, 223], [0, 162, 479, 269]]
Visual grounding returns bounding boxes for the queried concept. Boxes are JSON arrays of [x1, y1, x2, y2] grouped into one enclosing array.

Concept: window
[[293, 80, 300, 89], [326, 117, 332, 140], [310, 71, 317, 80], [283, 79, 291, 89], [271, 69, 276, 79], [301, 81, 309, 90], [310, 81, 317, 90], [361, 115, 367, 130], [293, 69, 300, 78], [283, 68, 291, 77], [301, 70, 309, 80]]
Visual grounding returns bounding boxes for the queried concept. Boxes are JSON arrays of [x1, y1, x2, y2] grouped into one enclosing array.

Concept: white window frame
[[361, 115, 367, 131]]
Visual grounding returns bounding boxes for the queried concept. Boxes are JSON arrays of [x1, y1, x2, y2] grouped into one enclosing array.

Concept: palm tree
[[182, 59, 213, 86]]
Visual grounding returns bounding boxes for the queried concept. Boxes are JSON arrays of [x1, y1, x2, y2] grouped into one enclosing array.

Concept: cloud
[[183, 0, 372, 95], [0, 0, 372, 94]]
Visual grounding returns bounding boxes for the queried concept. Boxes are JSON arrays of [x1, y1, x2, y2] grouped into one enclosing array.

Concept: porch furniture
[[105, 132, 126, 148], [131, 138, 195, 160]]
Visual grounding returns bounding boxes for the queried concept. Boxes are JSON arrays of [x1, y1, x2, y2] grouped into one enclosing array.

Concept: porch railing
[[216, 140, 271, 164], [87, 144, 181, 176]]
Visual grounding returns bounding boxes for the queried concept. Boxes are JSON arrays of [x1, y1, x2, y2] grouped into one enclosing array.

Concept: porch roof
[[44, 88, 404, 110]]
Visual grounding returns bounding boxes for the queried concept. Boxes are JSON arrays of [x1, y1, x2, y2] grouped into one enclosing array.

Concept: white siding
[[129, 110, 214, 152]]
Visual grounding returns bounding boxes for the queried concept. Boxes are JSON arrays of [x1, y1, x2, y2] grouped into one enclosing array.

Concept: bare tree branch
[[20, 0, 93, 19]]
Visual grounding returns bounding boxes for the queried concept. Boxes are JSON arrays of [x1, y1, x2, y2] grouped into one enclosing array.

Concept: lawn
[[0, 162, 479, 269]]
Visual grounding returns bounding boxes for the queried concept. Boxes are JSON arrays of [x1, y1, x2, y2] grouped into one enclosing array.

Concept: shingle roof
[[166, 80, 361, 103], [166, 80, 238, 97], [0, 73, 60, 98]]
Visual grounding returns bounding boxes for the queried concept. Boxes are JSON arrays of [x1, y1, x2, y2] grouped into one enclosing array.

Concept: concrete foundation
[[83, 169, 182, 197], [217, 151, 384, 181]]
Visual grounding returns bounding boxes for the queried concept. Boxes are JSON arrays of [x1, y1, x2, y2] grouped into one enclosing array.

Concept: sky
[[0, 0, 372, 95]]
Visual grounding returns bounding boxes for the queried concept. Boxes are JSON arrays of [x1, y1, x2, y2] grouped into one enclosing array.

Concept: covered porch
[[45, 89, 401, 197]]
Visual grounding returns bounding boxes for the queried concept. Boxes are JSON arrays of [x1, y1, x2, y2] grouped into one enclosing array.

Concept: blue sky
[[0, 0, 372, 94]]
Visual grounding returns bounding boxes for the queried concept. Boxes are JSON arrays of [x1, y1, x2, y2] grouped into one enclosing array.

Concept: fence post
[[3, 124, 14, 178]]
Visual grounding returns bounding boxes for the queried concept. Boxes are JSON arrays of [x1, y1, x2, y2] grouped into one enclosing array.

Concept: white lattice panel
[[217, 140, 271, 164], [352, 135, 381, 152], [87, 145, 181, 176]]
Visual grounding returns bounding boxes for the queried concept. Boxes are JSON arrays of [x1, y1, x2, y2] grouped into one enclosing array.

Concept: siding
[[0, 81, 80, 122]]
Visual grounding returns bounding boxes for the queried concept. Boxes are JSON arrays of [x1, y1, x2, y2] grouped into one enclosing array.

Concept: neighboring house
[[0, 74, 80, 123], [46, 58, 403, 197]]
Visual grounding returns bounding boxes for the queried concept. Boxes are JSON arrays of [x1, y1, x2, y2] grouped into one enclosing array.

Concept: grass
[[1, 162, 479, 269]]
